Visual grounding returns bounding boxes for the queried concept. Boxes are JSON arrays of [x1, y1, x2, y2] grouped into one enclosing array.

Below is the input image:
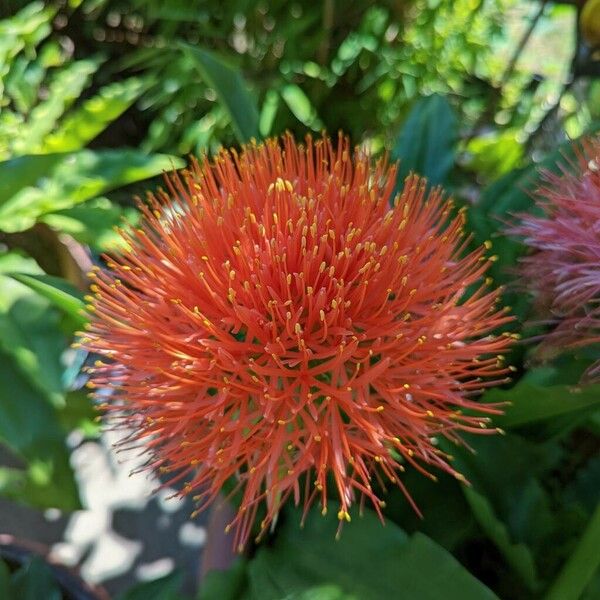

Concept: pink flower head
[[512, 138, 600, 378]]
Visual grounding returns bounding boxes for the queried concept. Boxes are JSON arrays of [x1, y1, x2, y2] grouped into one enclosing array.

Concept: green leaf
[[489, 382, 600, 430], [11, 56, 102, 155], [564, 455, 600, 514], [118, 570, 184, 600], [40, 196, 139, 251], [546, 504, 600, 600], [259, 89, 280, 138], [11, 557, 62, 600], [0, 153, 64, 201], [242, 504, 498, 600], [0, 149, 184, 233], [465, 129, 524, 180], [180, 43, 260, 143], [0, 349, 80, 510], [392, 94, 457, 188], [7, 272, 86, 332], [0, 560, 11, 599], [0, 254, 68, 408], [280, 84, 323, 131], [447, 434, 561, 591], [57, 389, 100, 438], [199, 558, 249, 600], [462, 487, 539, 592], [41, 77, 150, 153]]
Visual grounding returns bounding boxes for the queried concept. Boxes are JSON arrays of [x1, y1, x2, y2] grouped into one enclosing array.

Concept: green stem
[[545, 503, 600, 600]]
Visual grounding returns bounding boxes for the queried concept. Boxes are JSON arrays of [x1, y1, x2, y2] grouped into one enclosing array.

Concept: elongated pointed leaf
[[489, 383, 600, 429], [8, 272, 86, 331], [392, 94, 457, 188], [546, 504, 600, 600], [180, 43, 260, 143], [42, 77, 150, 152], [0, 149, 184, 232]]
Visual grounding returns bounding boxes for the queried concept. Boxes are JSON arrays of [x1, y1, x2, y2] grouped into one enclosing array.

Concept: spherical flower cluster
[[512, 138, 600, 380], [82, 134, 512, 549]]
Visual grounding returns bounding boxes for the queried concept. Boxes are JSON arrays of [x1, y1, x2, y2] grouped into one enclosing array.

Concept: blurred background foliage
[[0, 0, 599, 598]]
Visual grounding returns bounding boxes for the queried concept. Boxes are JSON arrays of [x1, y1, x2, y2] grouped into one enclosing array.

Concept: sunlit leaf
[[0, 149, 184, 233], [42, 77, 150, 153]]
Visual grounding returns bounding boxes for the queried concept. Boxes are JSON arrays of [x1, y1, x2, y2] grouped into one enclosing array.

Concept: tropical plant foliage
[[0, 0, 599, 598]]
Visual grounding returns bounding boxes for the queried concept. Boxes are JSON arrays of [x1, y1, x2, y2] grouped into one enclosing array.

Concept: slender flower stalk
[[511, 138, 600, 380], [80, 134, 513, 550]]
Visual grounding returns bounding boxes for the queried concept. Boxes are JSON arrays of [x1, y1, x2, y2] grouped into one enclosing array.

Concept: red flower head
[[82, 134, 512, 549], [512, 138, 600, 380]]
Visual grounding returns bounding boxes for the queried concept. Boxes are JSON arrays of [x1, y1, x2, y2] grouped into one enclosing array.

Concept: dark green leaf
[[199, 559, 249, 600], [0, 560, 11, 600], [118, 570, 184, 600], [546, 504, 600, 600], [462, 487, 539, 592], [244, 504, 498, 600], [180, 43, 260, 143], [11, 556, 62, 600], [487, 382, 600, 430], [447, 434, 561, 591], [392, 94, 457, 188]]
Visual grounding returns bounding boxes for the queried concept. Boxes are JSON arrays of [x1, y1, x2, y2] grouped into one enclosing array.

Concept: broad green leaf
[[11, 557, 62, 600], [0, 349, 80, 510], [7, 272, 86, 332], [42, 77, 150, 153], [243, 504, 497, 600], [117, 570, 184, 600], [392, 94, 457, 188], [0, 149, 184, 233], [546, 504, 600, 600], [0, 153, 65, 200], [489, 383, 600, 430], [180, 43, 260, 143], [384, 469, 476, 552]]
